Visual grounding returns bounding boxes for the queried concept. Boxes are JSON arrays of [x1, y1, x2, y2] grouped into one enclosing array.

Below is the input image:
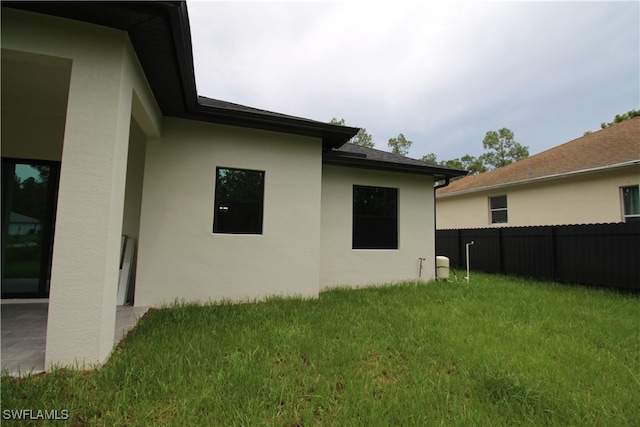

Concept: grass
[[2, 273, 639, 426]]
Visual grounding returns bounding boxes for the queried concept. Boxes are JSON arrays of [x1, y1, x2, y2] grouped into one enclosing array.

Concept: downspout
[[433, 175, 451, 280], [434, 176, 451, 191]]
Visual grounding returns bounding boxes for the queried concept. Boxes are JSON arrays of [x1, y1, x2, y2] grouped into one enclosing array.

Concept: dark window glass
[[2, 158, 60, 298], [622, 186, 640, 222], [491, 209, 508, 224], [213, 167, 264, 234], [490, 195, 507, 210], [489, 195, 508, 224], [353, 185, 398, 249]]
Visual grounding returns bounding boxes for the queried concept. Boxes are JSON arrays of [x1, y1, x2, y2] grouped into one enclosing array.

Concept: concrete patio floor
[[1, 301, 149, 375]]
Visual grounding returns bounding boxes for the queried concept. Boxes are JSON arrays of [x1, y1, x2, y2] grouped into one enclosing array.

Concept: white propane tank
[[436, 256, 450, 280]]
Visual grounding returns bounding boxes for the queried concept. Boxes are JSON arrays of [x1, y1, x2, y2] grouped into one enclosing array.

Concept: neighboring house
[[436, 116, 640, 229], [1, 2, 464, 369], [8, 212, 41, 236]]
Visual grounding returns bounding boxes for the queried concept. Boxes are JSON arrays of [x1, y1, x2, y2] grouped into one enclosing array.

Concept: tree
[[422, 127, 527, 175], [421, 153, 438, 164], [388, 133, 412, 156], [352, 127, 374, 148], [329, 118, 374, 148], [447, 155, 487, 175], [479, 127, 529, 170], [599, 109, 640, 129], [422, 153, 486, 176]]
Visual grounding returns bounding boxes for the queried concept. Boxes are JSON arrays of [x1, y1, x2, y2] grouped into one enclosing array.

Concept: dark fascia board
[[323, 152, 468, 181], [193, 97, 359, 150]]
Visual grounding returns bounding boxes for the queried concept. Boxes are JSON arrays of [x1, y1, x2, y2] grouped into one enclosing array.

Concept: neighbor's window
[[489, 195, 508, 224], [213, 167, 265, 234], [621, 185, 640, 223], [353, 185, 398, 249]]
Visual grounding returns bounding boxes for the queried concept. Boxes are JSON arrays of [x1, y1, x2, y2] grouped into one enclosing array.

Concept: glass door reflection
[[1, 159, 59, 298]]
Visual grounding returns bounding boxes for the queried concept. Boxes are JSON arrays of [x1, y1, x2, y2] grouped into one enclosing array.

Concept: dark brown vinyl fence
[[436, 222, 640, 290]]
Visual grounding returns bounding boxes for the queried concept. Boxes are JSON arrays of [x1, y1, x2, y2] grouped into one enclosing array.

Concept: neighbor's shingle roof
[[437, 116, 640, 196]]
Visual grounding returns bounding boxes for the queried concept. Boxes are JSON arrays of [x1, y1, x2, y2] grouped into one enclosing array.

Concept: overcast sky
[[186, 1, 639, 161]]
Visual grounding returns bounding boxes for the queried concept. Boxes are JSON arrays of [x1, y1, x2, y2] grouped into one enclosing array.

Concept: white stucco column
[[45, 52, 133, 368]]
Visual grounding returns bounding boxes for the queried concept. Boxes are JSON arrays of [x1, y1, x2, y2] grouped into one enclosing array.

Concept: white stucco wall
[[2, 8, 161, 368], [135, 118, 323, 305], [122, 119, 147, 240], [1, 53, 70, 161], [320, 165, 435, 289], [436, 166, 640, 229]]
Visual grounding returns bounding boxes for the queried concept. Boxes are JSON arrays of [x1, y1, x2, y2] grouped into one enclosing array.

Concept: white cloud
[[187, 0, 639, 160]]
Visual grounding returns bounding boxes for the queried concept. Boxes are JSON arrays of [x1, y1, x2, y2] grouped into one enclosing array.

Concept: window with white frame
[[213, 167, 265, 234], [621, 185, 640, 223], [489, 195, 508, 224]]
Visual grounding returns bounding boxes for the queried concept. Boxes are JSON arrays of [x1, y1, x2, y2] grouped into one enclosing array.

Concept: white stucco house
[[8, 212, 41, 236], [1, 2, 465, 369]]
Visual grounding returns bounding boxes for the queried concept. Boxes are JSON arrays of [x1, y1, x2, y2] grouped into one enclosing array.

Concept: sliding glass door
[[1, 158, 59, 298]]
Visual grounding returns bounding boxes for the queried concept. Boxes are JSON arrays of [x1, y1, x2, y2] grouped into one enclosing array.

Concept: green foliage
[[424, 127, 527, 176], [480, 127, 529, 170], [329, 118, 374, 148], [422, 153, 487, 179], [3, 274, 639, 426], [216, 168, 263, 199], [443, 154, 488, 175], [420, 153, 438, 164], [387, 133, 412, 156], [600, 109, 640, 129], [352, 128, 374, 148]]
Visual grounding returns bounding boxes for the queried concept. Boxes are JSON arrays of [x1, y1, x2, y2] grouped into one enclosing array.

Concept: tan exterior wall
[[436, 166, 640, 229], [320, 165, 435, 288], [135, 118, 323, 306]]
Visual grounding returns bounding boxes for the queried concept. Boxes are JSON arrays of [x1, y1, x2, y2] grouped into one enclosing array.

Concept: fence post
[[551, 226, 558, 283], [457, 229, 463, 270], [498, 228, 504, 274]]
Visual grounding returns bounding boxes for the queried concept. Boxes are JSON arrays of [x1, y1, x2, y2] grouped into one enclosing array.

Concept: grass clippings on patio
[[2, 273, 639, 426]]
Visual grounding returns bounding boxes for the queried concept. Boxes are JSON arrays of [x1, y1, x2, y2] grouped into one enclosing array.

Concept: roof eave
[[323, 153, 468, 181], [190, 103, 359, 150], [154, 2, 359, 149], [437, 159, 640, 198]]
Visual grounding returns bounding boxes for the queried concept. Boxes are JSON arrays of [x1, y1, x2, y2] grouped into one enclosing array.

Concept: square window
[[213, 167, 264, 234], [353, 185, 398, 249], [621, 185, 640, 223], [489, 195, 508, 224]]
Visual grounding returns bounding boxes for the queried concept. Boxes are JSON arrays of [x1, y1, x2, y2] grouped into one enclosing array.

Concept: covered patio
[[1, 302, 148, 375]]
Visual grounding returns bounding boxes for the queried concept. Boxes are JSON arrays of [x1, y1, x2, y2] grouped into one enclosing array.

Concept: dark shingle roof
[[437, 116, 640, 196], [194, 97, 358, 149], [324, 143, 467, 181]]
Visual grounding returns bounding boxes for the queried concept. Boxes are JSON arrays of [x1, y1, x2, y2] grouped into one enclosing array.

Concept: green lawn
[[2, 274, 639, 426]]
